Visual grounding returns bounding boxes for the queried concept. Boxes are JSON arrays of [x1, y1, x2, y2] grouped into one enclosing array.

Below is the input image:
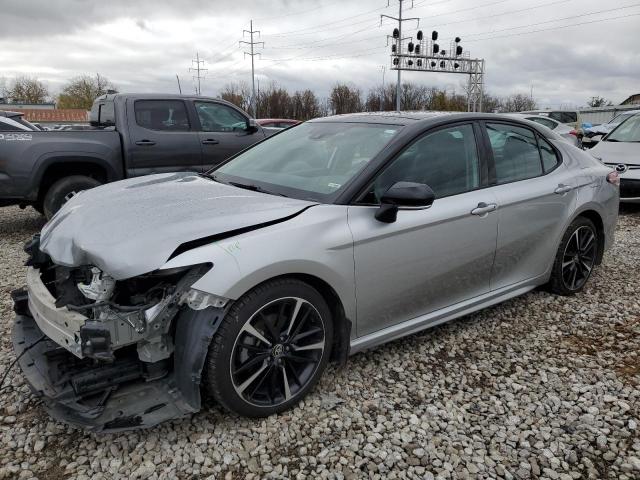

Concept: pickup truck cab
[[0, 93, 268, 218]]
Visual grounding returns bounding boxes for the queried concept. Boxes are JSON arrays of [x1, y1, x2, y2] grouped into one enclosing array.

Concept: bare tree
[[257, 83, 292, 119], [220, 81, 252, 112], [329, 83, 362, 115], [8, 76, 49, 104], [501, 93, 537, 112], [57, 74, 116, 109], [291, 89, 321, 121]]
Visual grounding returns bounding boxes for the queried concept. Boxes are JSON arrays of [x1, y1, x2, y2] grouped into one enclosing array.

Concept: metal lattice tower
[[189, 52, 207, 95], [389, 29, 486, 112], [381, 0, 419, 111], [240, 20, 264, 117]]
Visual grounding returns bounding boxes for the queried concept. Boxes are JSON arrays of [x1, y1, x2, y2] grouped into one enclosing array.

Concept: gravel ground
[[0, 205, 639, 480]]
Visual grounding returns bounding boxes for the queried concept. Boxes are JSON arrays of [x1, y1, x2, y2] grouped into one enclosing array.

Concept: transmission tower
[[189, 52, 207, 95], [381, 0, 419, 111], [240, 20, 264, 117]]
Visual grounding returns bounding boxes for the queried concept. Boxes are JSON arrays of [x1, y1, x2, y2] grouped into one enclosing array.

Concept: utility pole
[[240, 20, 264, 117], [189, 52, 207, 95], [382, 0, 419, 111], [176, 74, 182, 94], [380, 66, 386, 111]]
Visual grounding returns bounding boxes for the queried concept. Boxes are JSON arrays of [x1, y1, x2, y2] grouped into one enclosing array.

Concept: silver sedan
[[11, 112, 619, 431]]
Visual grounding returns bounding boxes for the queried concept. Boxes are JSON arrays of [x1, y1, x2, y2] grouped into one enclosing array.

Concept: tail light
[[607, 171, 620, 186], [569, 129, 578, 137]]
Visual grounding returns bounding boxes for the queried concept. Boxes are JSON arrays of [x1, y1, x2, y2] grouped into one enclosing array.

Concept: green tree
[[57, 74, 116, 110]]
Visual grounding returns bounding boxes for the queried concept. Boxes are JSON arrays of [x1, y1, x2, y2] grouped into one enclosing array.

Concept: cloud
[[0, 0, 638, 108]]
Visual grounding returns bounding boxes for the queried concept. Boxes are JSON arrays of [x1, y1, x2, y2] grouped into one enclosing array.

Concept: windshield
[[212, 122, 401, 201], [606, 114, 640, 142]]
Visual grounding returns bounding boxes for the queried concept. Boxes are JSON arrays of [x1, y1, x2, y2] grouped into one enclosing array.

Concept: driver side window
[[195, 102, 247, 132], [360, 124, 480, 204]]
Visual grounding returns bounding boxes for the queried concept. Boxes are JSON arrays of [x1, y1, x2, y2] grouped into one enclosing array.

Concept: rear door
[[126, 98, 203, 175], [193, 101, 266, 170], [481, 121, 577, 290]]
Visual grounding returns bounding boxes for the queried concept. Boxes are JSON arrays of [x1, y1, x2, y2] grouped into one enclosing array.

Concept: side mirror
[[245, 118, 259, 133], [375, 181, 435, 223]]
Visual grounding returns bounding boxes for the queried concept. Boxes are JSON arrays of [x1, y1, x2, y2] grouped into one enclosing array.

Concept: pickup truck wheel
[[43, 175, 101, 219]]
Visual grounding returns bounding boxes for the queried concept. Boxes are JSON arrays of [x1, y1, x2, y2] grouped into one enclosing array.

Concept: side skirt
[[348, 275, 547, 355]]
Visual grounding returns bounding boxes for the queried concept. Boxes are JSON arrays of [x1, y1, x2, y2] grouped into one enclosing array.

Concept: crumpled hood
[[590, 141, 640, 166], [40, 172, 315, 279]]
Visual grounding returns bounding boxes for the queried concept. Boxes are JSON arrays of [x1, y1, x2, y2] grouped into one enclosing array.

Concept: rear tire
[[42, 175, 101, 220], [204, 278, 333, 417], [548, 217, 599, 295]]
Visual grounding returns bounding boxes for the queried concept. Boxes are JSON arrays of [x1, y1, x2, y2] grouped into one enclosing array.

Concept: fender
[[159, 205, 357, 324], [28, 146, 123, 200]]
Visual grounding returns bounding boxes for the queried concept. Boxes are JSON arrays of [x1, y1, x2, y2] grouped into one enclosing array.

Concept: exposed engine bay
[[11, 234, 229, 432]]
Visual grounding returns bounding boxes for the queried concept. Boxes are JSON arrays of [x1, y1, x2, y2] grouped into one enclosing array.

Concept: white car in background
[[583, 110, 640, 148], [590, 112, 640, 203], [509, 114, 580, 147]]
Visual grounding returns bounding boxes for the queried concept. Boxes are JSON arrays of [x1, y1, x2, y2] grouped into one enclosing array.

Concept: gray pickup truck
[[0, 93, 270, 218]]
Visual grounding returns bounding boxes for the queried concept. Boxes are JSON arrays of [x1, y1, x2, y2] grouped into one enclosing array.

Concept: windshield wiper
[[228, 181, 289, 197], [199, 172, 220, 182], [604, 138, 620, 142]]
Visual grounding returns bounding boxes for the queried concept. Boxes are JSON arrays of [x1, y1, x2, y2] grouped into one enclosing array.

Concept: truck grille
[[620, 179, 640, 199]]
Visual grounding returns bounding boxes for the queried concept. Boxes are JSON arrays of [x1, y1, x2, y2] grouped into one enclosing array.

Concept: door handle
[[201, 139, 220, 145], [471, 202, 497, 216], [135, 140, 156, 146], [554, 184, 573, 195]]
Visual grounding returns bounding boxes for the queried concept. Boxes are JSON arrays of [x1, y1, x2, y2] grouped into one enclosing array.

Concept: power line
[[430, 0, 571, 29], [462, 10, 640, 42], [263, 3, 392, 37], [458, 2, 640, 39]]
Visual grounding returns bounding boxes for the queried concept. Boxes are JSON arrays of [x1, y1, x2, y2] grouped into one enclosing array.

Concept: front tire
[[548, 217, 599, 295], [204, 279, 333, 417], [42, 175, 101, 220]]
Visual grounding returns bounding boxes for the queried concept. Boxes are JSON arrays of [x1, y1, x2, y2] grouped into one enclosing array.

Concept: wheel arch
[[572, 207, 605, 265], [230, 273, 352, 365], [34, 156, 115, 204]]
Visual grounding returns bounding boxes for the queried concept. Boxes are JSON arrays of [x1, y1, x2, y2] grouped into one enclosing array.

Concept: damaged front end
[[11, 234, 228, 432]]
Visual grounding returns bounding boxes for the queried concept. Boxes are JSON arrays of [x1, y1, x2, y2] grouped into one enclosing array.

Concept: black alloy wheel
[[204, 279, 333, 417]]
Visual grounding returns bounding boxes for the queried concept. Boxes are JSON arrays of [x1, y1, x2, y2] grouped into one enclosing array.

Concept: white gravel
[[0, 205, 639, 480]]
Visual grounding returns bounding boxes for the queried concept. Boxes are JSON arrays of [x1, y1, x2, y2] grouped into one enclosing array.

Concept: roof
[[257, 118, 300, 123], [620, 94, 640, 105], [0, 110, 23, 118], [10, 109, 88, 123], [311, 111, 455, 125]]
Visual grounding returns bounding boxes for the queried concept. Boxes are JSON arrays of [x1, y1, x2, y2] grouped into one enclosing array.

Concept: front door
[[481, 121, 577, 290], [126, 98, 203, 176], [348, 123, 498, 337], [193, 101, 265, 170]]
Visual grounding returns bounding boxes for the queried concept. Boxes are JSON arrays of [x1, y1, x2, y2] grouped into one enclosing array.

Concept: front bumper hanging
[[11, 288, 227, 433]]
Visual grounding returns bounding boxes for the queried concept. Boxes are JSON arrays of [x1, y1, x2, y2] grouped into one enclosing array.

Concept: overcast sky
[[0, 0, 638, 108]]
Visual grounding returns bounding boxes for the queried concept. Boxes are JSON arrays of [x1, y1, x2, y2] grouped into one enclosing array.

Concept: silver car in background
[[509, 113, 580, 147], [11, 112, 619, 431]]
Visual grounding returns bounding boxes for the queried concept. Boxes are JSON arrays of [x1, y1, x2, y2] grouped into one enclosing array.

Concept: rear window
[[549, 111, 577, 124], [135, 100, 190, 131], [90, 100, 115, 127]]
